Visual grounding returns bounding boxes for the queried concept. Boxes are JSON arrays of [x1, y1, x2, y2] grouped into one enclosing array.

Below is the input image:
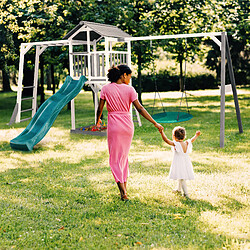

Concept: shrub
[[132, 71, 217, 92]]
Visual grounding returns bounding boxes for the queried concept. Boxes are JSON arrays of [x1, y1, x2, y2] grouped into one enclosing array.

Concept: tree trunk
[[2, 64, 12, 92], [179, 57, 184, 92], [51, 64, 55, 94], [46, 67, 52, 90]]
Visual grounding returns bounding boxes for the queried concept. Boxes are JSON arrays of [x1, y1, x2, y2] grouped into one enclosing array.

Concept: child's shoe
[[183, 193, 190, 199]]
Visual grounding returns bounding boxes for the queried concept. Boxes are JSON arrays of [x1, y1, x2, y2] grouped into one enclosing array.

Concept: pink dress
[[100, 82, 138, 183]]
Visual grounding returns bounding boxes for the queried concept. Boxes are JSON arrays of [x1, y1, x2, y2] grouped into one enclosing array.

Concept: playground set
[[9, 21, 243, 151]]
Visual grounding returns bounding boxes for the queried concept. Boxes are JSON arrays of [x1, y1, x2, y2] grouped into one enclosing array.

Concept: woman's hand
[[154, 123, 164, 132], [96, 119, 102, 127]]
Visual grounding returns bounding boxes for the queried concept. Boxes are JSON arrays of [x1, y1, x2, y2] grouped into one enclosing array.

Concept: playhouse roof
[[63, 21, 131, 41]]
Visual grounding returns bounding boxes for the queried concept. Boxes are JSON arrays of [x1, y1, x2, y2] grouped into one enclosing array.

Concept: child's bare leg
[[177, 180, 182, 192], [181, 179, 189, 198], [173, 180, 182, 194]]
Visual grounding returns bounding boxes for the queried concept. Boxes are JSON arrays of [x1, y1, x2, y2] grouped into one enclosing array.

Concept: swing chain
[[151, 40, 166, 116]]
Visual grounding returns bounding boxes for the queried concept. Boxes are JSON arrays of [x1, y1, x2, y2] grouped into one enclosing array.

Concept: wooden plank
[[220, 32, 226, 148], [102, 54, 105, 76], [77, 55, 80, 77], [81, 55, 83, 75]]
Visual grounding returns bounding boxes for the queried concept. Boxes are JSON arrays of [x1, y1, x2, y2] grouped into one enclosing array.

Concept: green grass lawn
[[0, 88, 249, 249]]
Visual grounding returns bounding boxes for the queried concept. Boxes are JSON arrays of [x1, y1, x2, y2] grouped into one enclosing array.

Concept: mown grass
[[0, 88, 249, 249]]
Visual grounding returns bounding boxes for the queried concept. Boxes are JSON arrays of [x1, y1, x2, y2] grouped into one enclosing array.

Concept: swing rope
[[151, 40, 166, 116]]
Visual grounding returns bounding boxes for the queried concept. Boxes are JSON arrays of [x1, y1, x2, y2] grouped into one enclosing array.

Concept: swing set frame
[[123, 31, 243, 148]]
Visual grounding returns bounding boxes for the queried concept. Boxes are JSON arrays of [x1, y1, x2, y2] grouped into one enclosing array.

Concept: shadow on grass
[[180, 197, 219, 212], [219, 195, 246, 213]]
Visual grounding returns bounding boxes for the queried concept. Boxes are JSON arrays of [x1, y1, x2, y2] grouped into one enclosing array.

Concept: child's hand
[[159, 127, 164, 134], [196, 131, 201, 136], [154, 123, 164, 132]]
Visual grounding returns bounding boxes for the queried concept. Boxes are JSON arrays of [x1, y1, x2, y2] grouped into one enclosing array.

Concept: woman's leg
[[117, 182, 128, 200]]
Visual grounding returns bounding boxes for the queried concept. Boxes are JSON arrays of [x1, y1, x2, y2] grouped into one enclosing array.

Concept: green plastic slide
[[10, 75, 87, 151]]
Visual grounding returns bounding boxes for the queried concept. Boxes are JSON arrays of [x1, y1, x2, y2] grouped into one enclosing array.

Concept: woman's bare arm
[[96, 98, 105, 125], [133, 99, 163, 131]]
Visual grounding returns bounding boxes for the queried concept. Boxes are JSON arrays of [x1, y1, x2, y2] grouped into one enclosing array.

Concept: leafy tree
[[153, 0, 210, 91], [204, 0, 250, 85], [0, 24, 13, 92]]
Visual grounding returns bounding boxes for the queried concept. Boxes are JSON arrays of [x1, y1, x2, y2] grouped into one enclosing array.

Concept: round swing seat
[[152, 112, 193, 123]]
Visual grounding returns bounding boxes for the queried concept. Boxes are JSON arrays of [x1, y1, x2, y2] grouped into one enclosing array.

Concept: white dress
[[169, 139, 194, 180]]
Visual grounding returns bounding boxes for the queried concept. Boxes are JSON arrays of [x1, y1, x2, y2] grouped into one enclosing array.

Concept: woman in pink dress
[[96, 65, 163, 201]]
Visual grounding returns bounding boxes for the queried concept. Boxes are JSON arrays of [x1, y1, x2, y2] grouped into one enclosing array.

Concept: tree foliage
[[0, 0, 249, 94]]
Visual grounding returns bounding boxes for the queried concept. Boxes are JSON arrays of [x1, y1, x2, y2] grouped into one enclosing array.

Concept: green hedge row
[[132, 72, 218, 92]]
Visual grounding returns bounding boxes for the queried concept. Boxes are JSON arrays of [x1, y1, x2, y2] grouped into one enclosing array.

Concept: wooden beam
[[225, 35, 243, 133], [124, 32, 222, 42], [220, 32, 226, 148]]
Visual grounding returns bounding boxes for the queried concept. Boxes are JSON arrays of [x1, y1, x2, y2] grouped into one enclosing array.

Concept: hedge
[[132, 71, 218, 92]]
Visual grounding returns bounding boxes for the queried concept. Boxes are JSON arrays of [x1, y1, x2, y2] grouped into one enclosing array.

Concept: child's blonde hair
[[172, 126, 186, 140]]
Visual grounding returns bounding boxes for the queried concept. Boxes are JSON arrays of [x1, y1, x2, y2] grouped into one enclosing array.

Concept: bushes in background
[[132, 70, 218, 92]]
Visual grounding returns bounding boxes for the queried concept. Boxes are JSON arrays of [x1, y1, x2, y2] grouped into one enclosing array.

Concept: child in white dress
[[160, 126, 201, 198]]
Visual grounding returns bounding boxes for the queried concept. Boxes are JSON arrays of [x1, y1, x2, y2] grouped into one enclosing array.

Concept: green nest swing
[[152, 111, 193, 123]]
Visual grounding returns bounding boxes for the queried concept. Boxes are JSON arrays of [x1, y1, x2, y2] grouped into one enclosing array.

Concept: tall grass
[[0, 88, 249, 249]]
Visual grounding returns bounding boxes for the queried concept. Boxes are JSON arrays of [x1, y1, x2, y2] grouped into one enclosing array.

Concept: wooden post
[[87, 29, 91, 78], [105, 38, 109, 84], [225, 35, 243, 133], [32, 45, 47, 116], [69, 40, 75, 130], [220, 32, 226, 148], [16, 44, 33, 122], [32, 46, 40, 117]]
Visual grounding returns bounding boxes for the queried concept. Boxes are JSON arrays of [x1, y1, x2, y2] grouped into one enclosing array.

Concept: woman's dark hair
[[107, 64, 132, 82]]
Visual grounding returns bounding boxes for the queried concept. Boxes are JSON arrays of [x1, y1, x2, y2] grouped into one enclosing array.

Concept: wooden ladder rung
[[23, 86, 35, 89], [21, 97, 34, 101], [20, 117, 32, 122], [21, 108, 33, 113]]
